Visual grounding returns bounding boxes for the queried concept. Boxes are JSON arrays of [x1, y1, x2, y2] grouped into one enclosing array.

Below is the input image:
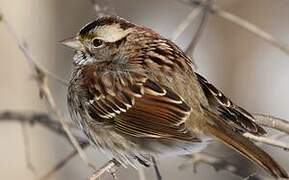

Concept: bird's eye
[[92, 38, 104, 48]]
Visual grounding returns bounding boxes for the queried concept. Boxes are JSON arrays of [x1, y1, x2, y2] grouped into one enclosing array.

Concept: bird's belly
[[88, 127, 210, 156], [133, 137, 211, 156]]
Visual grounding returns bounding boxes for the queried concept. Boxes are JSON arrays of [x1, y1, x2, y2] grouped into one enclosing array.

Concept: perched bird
[[62, 16, 288, 178]]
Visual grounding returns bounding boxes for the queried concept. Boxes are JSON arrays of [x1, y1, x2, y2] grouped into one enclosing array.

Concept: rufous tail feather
[[205, 110, 288, 178]]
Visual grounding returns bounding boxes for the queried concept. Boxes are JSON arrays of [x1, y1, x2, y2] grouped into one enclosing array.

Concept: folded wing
[[83, 70, 200, 142], [196, 73, 266, 136]]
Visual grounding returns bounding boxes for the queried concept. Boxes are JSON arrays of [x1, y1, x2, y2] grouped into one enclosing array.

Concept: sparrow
[[62, 16, 288, 178]]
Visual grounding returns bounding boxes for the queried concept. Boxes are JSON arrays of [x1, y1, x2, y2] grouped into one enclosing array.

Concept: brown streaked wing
[[195, 73, 266, 136], [84, 70, 199, 141], [115, 79, 199, 141]]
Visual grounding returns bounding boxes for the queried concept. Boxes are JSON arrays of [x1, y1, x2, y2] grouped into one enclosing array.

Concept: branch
[[171, 6, 203, 41], [89, 159, 120, 180], [39, 142, 89, 180], [189, 1, 289, 55], [180, 153, 245, 178], [2, 110, 289, 180], [178, 113, 289, 178], [1, 10, 124, 179], [21, 123, 37, 178], [152, 157, 162, 180], [244, 133, 289, 151], [180, 153, 265, 179], [170, 5, 204, 68], [1, 5, 123, 180], [137, 167, 147, 180], [253, 114, 289, 134], [0, 110, 125, 180], [0, 14, 93, 169], [0, 110, 92, 180], [185, 0, 214, 55], [1, 111, 68, 137], [242, 114, 289, 150]]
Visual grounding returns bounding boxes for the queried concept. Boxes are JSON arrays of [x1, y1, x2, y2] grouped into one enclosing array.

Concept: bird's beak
[[60, 36, 82, 50]]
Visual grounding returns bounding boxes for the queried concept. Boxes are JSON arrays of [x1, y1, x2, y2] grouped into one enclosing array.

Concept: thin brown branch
[[244, 133, 289, 151], [2, 4, 289, 179], [2, 110, 289, 177], [39, 142, 89, 180], [1, 110, 92, 179], [180, 153, 242, 177], [241, 114, 289, 151], [0, 110, 124, 179], [1, 111, 66, 136], [152, 156, 162, 180], [180, 153, 264, 179], [171, 6, 203, 41], [0, 110, 88, 144], [253, 114, 289, 134], [170, 5, 204, 68], [2, 110, 289, 173], [137, 167, 147, 180], [89, 159, 121, 180], [21, 122, 37, 179], [190, 1, 289, 55], [1, 14, 94, 169], [0, 13, 66, 86], [38, 78, 94, 168], [185, 0, 213, 55], [178, 113, 289, 178]]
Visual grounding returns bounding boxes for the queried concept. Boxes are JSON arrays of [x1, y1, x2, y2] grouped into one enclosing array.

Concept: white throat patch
[[73, 51, 93, 66]]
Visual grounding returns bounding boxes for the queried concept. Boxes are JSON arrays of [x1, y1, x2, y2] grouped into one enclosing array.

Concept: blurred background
[[0, 0, 289, 179]]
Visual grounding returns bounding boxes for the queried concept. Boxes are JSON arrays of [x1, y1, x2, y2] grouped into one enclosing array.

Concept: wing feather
[[83, 70, 200, 142], [196, 73, 266, 135]]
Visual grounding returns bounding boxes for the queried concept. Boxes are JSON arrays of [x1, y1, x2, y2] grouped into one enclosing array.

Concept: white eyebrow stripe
[[96, 24, 132, 42]]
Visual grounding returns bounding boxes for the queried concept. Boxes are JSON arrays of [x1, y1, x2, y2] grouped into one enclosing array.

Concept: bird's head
[[62, 16, 191, 76], [61, 16, 137, 66]]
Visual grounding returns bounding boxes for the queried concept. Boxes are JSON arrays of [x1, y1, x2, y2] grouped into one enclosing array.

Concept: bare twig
[[0, 110, 87, 143], [1, 15, 94, 169], [137, 167, 147, 180], [151, 157, 162, 180], [253, 114, 289, 134], [21, 122, 37, 179], [1, 111, 67, 137], [89, 159, 121, 180], [189, 1, 289, 55], [244, 133, 289, 151], [178, 113, 289, 178], [270, 133, 288, 141], [243, 174, 265, 180], [2, 110, 289, 179], [171, 0, 214, 68], [243, 114, 289, 151], [0, 110, 124, 179], [2, 110, 289, 174], [39, 142, 89, 180], [171, 6, 203, 41], [0, 110, 92, 180], [0, 13, 66, 86], [181, 153, 265, 179], [185, 0, 213, 55], [170, 5, 204, 68], [2, 2, 289, 179], [180, 153, 241, 177]]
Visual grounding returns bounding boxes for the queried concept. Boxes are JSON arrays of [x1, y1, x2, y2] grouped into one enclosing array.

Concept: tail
[[205, 110, 288, 178]]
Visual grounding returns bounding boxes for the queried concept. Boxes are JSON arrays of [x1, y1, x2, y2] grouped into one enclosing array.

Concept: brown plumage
[[63, 16, 288, 178]]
